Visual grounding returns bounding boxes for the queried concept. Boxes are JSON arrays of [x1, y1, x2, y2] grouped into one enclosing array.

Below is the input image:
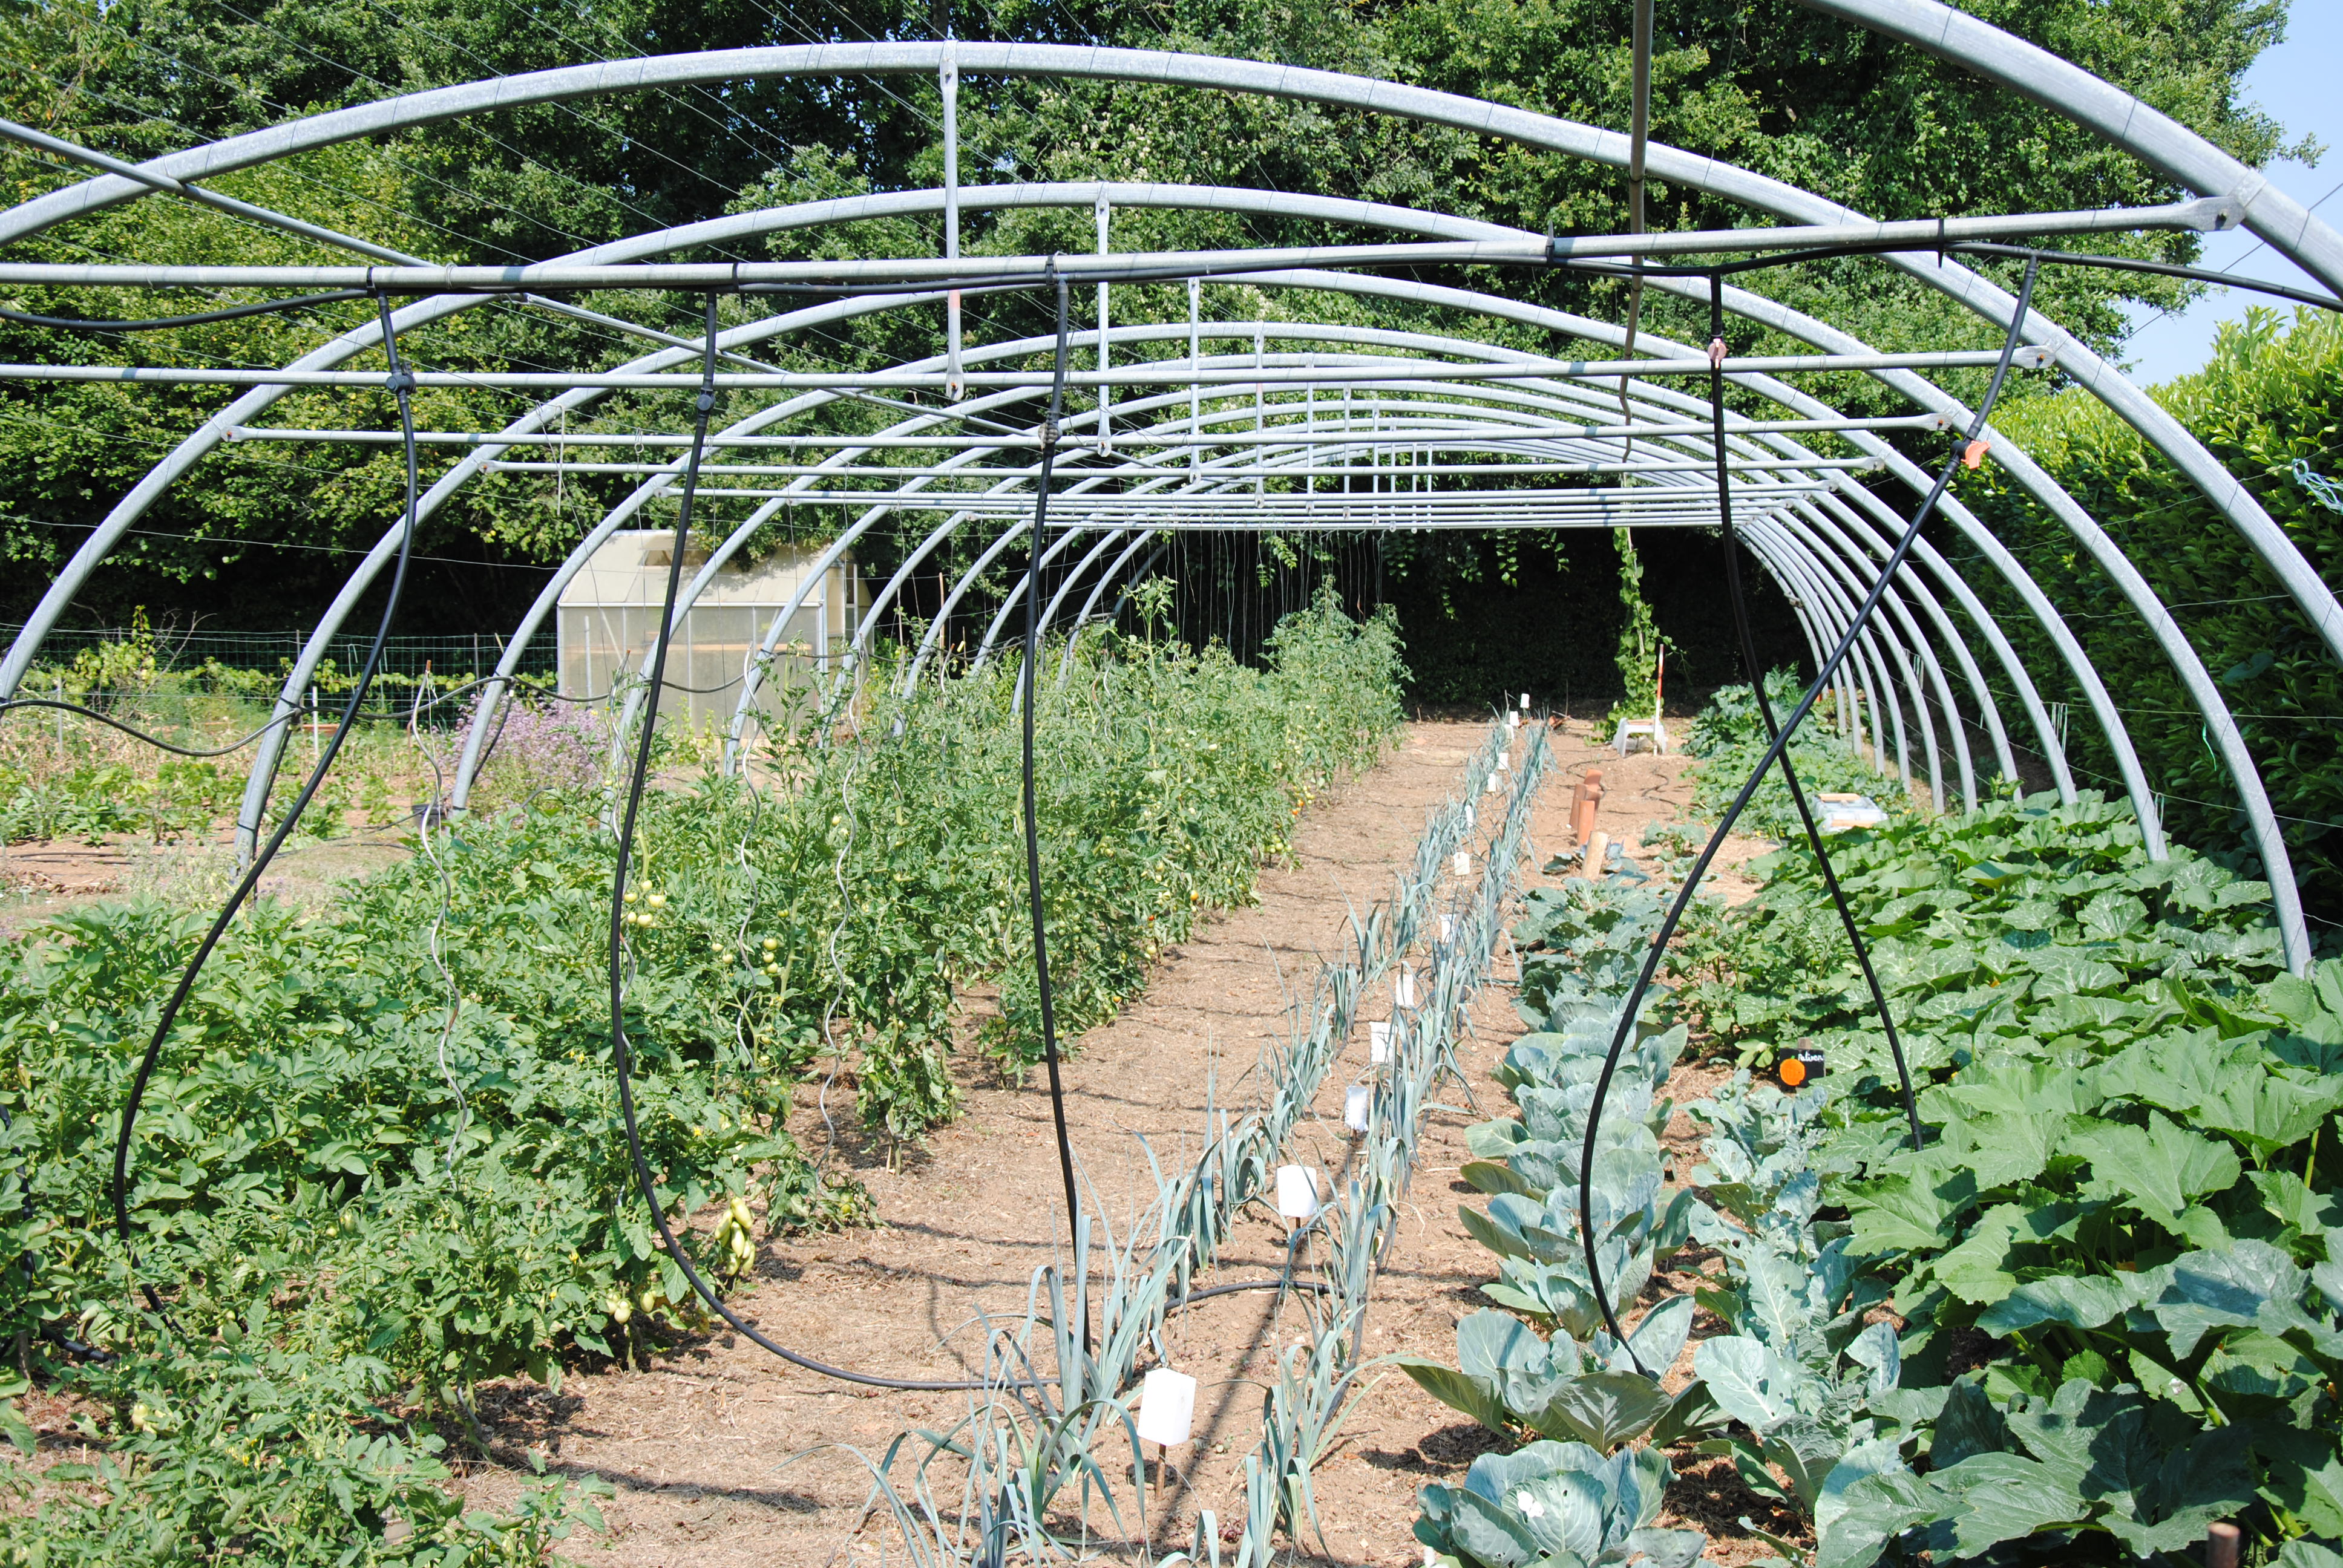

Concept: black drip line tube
[[110, 292, 426, 1319], [595, 293, 976, 1394], [598, 283, 1101, 1396], [1703, 269, 1923, 1154], [0, 668, 741, 778], [1577, 255, 2043, 1373], [1548, 239, 2342, 314], [0, 288, 374, 333], [1021, 266, 1089, 1298]]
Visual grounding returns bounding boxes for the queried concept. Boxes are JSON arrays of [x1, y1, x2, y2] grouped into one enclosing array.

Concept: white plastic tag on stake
[[1520, 693, 1532, 711], [1440, 913, 1456, 943], [1395, 968, 1417, 1008], [1496, 750, 1510, 771], [1484, 773, 1501, 795], [1369, 1020, 1392, 1063], [1275, 1165, 1321, 1220], [1507, 711, 1520, 731], [1136, 1367, 1198, 1446], [1463, 803, 1475, 829], [1344, 1083, 1373, 1132], [1453, 849, 1471, 876]]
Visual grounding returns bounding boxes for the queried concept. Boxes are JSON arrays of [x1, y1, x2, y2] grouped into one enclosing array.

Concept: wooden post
[[1570, 769, 1605, 847], [2206, 1524, 2241, 1568]]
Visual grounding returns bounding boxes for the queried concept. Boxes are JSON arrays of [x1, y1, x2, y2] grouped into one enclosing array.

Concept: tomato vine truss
[[2, 0, 2339, 999]]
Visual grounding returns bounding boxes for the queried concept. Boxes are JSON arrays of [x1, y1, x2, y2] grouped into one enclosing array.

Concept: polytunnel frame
[[507, 290, 1935, 780], [0, 16, 2328, 972], [934, 348, 1942, 786]]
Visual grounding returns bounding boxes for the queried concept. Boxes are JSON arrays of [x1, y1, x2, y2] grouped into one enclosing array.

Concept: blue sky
[[2117, 2, 2343, 387]]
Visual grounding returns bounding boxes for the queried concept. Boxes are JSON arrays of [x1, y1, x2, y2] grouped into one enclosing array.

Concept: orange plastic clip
[[1961, 438, 1990, 471], [1706, 336, 1728, 371]]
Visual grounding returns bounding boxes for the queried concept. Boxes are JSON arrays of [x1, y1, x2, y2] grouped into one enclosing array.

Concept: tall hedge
[[1957, 307, 2343, 938]]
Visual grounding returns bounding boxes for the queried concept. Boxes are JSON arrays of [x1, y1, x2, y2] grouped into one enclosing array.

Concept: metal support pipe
[[942, 45, 964, 403], [1794, 0, 2343, 299], [0, 345, 2061, 390], [0, 199, 2232, 290], [1745, 523, 1905, 786], [1096, 194, 1112, 447], [1, 45, 2325, 661], [1778, 505, 1966, 809]]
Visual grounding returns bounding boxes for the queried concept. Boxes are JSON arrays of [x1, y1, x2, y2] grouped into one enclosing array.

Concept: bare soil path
[[448, 719, 1766, 1566]]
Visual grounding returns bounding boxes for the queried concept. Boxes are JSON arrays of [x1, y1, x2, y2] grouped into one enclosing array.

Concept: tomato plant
[[0, 591, 1405, 1562]]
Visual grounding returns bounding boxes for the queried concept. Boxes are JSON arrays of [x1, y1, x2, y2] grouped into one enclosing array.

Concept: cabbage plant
[[1415, 1440, 1706, 1568], [1397, 1302, 1705, 1454]]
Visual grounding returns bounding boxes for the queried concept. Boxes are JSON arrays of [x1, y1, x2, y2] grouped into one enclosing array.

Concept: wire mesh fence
[[2, 623, 559, 684]]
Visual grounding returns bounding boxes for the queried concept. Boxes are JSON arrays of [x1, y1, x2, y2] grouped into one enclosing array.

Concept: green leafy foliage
[[0, 596, 1403, 1560], [1416, 1440, 1702, 1568], [1654, 681, 2343, 1566], [1673, 786, 2285, 1077], [1965, 307, 2343, 932], [15, 1331, 610, 1566], [1681, 671, 1912, 843], [1685, 1080, 1904, 1517]]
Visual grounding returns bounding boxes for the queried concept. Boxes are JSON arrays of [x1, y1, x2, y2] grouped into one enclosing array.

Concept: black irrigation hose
[[1550, 237, 2343, 313], [1703, 270, 1924, 1156], [1953, 241, 2343, 312], [1578, 255, 2043, 1373], [597, 294, 1067, 1397], [0, 699, 298, 757], [0, 289, 372, 333], [110, 292, 427, 1319], [0, 670, 724, 766], [1020, 268, 1089, 1335]]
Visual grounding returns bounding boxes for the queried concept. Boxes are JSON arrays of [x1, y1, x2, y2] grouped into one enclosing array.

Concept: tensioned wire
[[1579, 254, 2045, 1373], [1706, 266, 1923, 1154], [181, 5, 764, 264], [108, 290, 428, 1318], [2, 75, 880, 419]]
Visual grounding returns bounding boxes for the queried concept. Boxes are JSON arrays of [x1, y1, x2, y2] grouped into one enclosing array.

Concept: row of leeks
[[836, 720, 1520, 1565], [1222, 716, 1556, 1568]]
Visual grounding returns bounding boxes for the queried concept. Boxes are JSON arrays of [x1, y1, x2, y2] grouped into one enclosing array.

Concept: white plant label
[[1439, 913, 1456, 943], [1453, 849, 1471, 876], [1275, 1164, 1322, 1220], [1463, 804, 1475, 829], [1484, 773, 1501, 795], [1136, 1368, 1198, 1446], [1496, 751, 1509, 772], [1369, 1019, 1392, 1063], [1394, 968, 1417, 1008], [1519, 693, 1532, 711], [1344, 1083, 1374, 1132]]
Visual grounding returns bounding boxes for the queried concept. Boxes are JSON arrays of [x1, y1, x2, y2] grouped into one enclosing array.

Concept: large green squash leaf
[[2065, 1111, 2242, 1230]]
